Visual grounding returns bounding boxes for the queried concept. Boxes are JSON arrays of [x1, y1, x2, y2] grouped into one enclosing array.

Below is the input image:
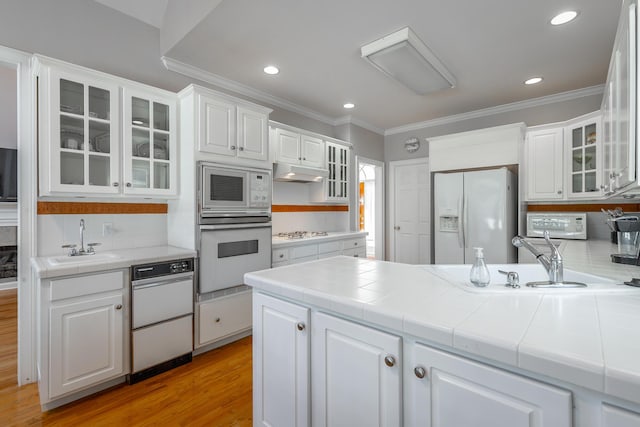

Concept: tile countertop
[[31, 245, 197, 279], [244, 243, 640, 406], [271, 231, 368, 248]]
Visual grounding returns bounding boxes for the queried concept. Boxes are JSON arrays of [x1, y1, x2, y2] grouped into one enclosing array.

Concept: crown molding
[[384, 84, 605, 136], [334, 115, 384, 135], [161, 56, 337, 125]]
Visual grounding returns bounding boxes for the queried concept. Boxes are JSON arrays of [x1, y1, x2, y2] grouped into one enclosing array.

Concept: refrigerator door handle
[[462, 193, 469, 249], [457, 196, 464, 249]]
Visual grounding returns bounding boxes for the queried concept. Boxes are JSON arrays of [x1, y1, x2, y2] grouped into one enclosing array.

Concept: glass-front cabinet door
[[123, 88, 177, 196], [44, 68, 120, 195], [326, 142, 350, 202], [565, 115, 602, 198]]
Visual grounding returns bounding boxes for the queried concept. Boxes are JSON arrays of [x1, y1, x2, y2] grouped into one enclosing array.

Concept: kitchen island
[[245, 255, 640, 427]]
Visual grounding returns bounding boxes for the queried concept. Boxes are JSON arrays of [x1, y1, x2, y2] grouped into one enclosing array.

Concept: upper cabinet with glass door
[[123, 88, 177, 196], [38, 61, 120, 196], [565, 114, 602, 199]]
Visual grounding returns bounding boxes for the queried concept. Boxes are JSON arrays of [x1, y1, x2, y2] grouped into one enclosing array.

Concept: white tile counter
[[31, 245, 197, 279], [245, 251, 640, 407], [271, 231, 368, 248]]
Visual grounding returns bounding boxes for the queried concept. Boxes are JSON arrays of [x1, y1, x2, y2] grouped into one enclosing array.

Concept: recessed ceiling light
[[263, 65, 279, 75], [524, 77, 543, 85], [551, 11, 578, 26], [343, 103, 355, 109]]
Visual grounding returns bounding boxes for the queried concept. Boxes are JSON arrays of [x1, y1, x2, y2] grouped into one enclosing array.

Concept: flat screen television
[[0, 148, 17, 202]]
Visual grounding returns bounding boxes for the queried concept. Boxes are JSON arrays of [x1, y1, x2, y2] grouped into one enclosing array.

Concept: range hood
[[273, 162, 329, 183]]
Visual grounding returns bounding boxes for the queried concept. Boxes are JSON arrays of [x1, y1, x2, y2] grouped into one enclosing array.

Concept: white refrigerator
[[433, 168, 517, 264]]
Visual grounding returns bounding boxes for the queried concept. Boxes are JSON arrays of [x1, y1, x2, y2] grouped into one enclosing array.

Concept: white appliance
[[433, 168, 517, 264], [199, 162, 271, 221], [519, 212, 587, 264]]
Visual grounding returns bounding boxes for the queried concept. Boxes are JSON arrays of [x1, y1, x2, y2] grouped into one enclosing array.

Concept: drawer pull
[[215, 317, 221, 323], [115, 304, 123, 310]]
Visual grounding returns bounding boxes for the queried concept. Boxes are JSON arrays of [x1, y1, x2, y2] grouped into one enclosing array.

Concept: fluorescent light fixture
[[551, 11, 578, 26], [361, 27, 456, 95], [524, 77, 543, 85], [263, 65, 279, 75], [343, 102, 355, 109]]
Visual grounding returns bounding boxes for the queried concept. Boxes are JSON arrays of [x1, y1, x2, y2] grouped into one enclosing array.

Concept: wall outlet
[[102, 222, 113, 237]]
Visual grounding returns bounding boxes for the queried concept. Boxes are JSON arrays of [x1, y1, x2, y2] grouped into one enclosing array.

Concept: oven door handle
[[132, 272, 194, 289], [200, 222, 272, 231]]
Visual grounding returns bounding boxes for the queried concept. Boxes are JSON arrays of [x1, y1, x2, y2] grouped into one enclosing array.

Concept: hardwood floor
[[0, 289, 254, 426]]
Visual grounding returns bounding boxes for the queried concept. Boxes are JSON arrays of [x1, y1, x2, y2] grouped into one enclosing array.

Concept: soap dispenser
[[470, 247, 490, 287]]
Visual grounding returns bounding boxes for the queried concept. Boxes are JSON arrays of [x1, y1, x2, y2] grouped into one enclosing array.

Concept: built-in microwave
[[199, 162, 271, 222]]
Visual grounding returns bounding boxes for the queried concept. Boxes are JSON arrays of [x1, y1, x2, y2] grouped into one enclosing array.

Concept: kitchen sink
[[48, 252, 122, 266], [430, 264, 633, 293]]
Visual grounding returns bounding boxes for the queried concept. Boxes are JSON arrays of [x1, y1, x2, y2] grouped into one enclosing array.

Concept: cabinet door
[[198, 94, 236, 157], [49, 293, 124, 398], [602, 404, 640, 427], [525, 128, 564, 200], [602, 80, 615, 195], [566, 117, 602, 198], [123, 88, 177, 196], [326, 142, 350, 201], [42, 67, 120, 195], [312, 312, 402, 427], [406, 343, 571, 427], [237, 106, 268, 161], [300, 134, 324, 168], [253, 292, 310, 427], [197, 291, 252, 347], [276, 128, 301, 164]]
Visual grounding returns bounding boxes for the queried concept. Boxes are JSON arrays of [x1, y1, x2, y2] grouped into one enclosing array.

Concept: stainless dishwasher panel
[[132, 272, 194, 329], [132, 315, 193, 372]]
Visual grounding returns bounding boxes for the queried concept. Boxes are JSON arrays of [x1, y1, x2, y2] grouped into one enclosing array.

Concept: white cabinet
[[525, 127, 565, 200], [39, 270, 126, 406], [36, 56, 179, 198], [122, 87, 177, 196], [601, 0, 637, 195], [565, 116, 602, 198], [602, 404, 640, 427], [196, 88, 271, 164], [311, 140, 351, 203], [406, 342, 572, 426], [312, 311, 402, 426], [525, 112, 602, 201], [196, 291, 252, 348], [253, 292, 310, 427], [274, 127, 325, 168], [271, 235, 366, 267]]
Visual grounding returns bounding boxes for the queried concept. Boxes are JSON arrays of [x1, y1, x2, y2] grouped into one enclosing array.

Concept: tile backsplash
[[272, 211, 349, 234], [37, 213, 168, 256]]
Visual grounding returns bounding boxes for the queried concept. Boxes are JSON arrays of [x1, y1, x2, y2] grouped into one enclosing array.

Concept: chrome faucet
[[512, 230, 563, 283], [61, 218, 101, 256]]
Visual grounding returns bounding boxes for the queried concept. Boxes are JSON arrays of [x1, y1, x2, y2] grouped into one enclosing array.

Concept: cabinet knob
[[215, 317, 221, 323], [557, 190, 562, 195], [279, 254, 284, 258], [394, 226, 400, 231], [303, 157, 306, 160], [296, 322, 305, 331], [414, 366, 427, 379], [384, 355, 396, 367], [239, 146, 244, 151], [231, 145, 236, 150], [112, 182, 119, 187], [126, 182, 132, 187], [298, 157, 302, 160], [115, 304, 123, 310]]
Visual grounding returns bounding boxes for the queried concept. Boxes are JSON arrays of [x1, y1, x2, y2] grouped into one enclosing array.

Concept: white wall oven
[[199, 162, 271, 222]]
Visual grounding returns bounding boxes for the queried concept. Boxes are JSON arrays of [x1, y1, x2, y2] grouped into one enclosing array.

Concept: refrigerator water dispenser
[[439, 215, 459, 232]]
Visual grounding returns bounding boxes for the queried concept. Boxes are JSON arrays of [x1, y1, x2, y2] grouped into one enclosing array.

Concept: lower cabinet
[[197, 291, 252, 348], [406, 342, 572, 427], [602, 404, 640, 427], [272, 235, 366, 268], [311, 312, 402, 426], [254, 291, 578, 427], [39, 270, 127, 406]]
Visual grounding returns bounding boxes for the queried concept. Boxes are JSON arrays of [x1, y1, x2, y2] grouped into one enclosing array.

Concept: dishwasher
[[128, 258, 194, 384]]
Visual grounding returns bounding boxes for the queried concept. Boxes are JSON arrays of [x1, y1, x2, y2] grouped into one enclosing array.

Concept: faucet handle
[[61, 244, 77, 256], [61, 244, 77, 248], [86, 242, 101, 253]]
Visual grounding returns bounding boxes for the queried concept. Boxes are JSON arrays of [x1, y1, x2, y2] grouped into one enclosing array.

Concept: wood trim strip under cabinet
[[527, 203, 640, 212], [37, 201, 168, 215], [272, 204, 349, 212]]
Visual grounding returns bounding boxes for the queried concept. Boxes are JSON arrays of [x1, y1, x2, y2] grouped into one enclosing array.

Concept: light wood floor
[[0, 289, 254, 426]]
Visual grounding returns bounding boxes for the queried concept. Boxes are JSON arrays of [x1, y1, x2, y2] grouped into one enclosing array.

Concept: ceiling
[[96, 0, 622, 133]]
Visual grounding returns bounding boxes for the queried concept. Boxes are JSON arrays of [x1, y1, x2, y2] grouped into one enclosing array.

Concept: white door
[[300, 134, 324, 168], [312, 312, 402, 427], [253, 292, 310, 427], [390, 158, 430, 264], [49, 293, 124, 398], [525, 128, 564, 200], [433, 172, 464, 264], [237, 106, 268, 161], [198, 94, 236, 156], [406, 342, 571, 427], [276, 128, 301, 164]]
